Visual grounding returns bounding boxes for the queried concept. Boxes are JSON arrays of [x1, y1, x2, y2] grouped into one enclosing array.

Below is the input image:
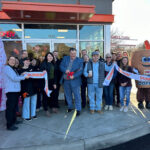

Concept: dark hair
[[69, 48, 76, 52], [120, 57, 129, 71], [44, 52, 55, 64], [53, 50, 58, 53]]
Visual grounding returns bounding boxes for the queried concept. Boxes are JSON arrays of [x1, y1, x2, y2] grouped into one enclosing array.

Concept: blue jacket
[[60, 56, 83, 87], [4, 65, 25, 93]]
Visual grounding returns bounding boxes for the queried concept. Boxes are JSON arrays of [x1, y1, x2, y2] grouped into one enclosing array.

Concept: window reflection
[[27, 43, 50, 59], [24, 24, 77, 39], [80, 41, 104, 58], [0, 24, 22, 39], [3, 41, 22, 58], [79, 25, 104, 40]]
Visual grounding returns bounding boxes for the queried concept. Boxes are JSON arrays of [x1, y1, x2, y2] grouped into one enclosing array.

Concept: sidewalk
[[0, 88, 150, 150]]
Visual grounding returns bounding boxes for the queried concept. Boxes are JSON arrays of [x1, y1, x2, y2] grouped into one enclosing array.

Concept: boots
[[146, 101, 150, 109], [138, 102, 144, 109]]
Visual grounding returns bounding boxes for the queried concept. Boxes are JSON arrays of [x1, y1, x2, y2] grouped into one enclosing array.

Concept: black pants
[[6, 92, 20, 128], [81, 83, 87, 107], [42, 89, 59, 111]]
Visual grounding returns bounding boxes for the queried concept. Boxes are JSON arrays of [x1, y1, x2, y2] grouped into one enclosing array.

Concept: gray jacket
[[85, 60, 105, 88], [4, 65, 25, 93]]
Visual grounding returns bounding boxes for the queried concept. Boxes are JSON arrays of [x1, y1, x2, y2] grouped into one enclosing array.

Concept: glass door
[[24, 40, 50, 60], [51, 39, 78, 58]]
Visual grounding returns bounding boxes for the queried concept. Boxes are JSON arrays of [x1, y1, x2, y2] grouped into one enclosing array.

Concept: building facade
[[0, 0, 114, 58]]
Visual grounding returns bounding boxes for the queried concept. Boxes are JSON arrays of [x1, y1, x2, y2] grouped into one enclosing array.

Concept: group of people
[[4, 48, 133, 131]]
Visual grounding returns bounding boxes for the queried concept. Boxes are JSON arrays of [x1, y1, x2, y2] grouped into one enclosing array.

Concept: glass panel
[[79, 25, 104, 40], [54, 43, 76, 59], [0, 24, 22, 39], [24, 24, 77, 39], [80, 41, 104, 58], [3, 41, 22, 58], [27, 43, 50, 59]]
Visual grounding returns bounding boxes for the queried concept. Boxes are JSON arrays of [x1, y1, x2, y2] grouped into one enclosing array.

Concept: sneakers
[[104, 105, 113, 111], [120, 106, 124, 112], [97, 110, 103, 114], [104, 105, 109, 110], [46, 111, 50, 117], [109, 105, 113, 111], [52, 108, 58, 113], [124, 106, 128, 112], [90, 110, 95, 114]]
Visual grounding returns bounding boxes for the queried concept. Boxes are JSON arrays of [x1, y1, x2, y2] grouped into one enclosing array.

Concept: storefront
[[0, 0, 114, 58]]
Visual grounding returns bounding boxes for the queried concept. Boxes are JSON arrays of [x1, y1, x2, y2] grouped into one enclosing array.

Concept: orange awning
[[1, 1, 114, 23]]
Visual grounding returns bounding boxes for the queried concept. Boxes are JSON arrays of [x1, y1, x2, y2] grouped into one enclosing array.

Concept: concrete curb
[[1, 122, 150, 150]]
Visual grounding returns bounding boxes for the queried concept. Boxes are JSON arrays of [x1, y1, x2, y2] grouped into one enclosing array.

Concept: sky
[[112, 0, 150, 44]]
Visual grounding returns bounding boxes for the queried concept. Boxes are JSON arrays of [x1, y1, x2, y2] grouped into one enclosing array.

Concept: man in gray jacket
[[84, 51, 105, 114]]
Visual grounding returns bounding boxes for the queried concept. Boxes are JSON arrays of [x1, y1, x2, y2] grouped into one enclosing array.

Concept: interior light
[[12, 29, 22, 31], [58, 29, 68, 32], [56, 37, 65, 39], [25, 36, 31, 38]]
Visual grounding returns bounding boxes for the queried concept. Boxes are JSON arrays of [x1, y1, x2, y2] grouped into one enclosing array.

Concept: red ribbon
[[67, 72, 74, 79]]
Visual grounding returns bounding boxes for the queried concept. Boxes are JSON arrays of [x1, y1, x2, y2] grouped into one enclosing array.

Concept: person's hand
[[88, 73, 92, 77], [25, 75, 30, 79], [43, 70, 47, 74], [66, 70, 70, 74], [53, 84, 57, 89], [22, 72, 27, 75], [70, 75, 74, 80], [121, 82, 127, 86]]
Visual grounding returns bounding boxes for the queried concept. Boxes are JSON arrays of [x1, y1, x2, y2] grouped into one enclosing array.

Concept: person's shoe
[[52, 108, 58, 113], [24, 118, 32, 121], [90, 110, 95, 114], [146, 102, 150, 109], [76, 111, 80, 116], [120, 106, 124, 112], [15, 120, 23, 124], [109, 105, 113, 111], [138, 102, 144, 109], [32, 116, 37, 119], [7, 126, 18, 131], [104, 105, 109, 110], [16, 112, 21, 117], [97, 110, 103, 114], [46, 111, 50, 117], [36, 108, 40, 112], [124, 106, 128, 112], [67, 109, 73, 113]]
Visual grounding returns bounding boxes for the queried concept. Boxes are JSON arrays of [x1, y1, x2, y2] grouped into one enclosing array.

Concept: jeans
[[88, 83, 103, 110], [104, 83, 114, 105], [81, 83, 87, 107], [119, 86, 132, 106], [22, 94, 37, 119], [64, 81, 81, 111]]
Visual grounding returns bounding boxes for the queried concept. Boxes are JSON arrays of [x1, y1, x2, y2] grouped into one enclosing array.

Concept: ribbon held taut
[[25, 72, 52, 97]]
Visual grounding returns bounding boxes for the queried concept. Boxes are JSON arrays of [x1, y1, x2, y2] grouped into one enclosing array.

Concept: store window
[[3, 41, 22, 58], [80, 41, 104, 58], [27, 43, 50, 59], [24, 24, 77, 39], [0, 24, 22, 39], [79, 25, 104, 40]]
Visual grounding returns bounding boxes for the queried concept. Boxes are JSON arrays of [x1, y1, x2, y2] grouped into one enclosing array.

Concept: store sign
[[0, 31, 15, 38]]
